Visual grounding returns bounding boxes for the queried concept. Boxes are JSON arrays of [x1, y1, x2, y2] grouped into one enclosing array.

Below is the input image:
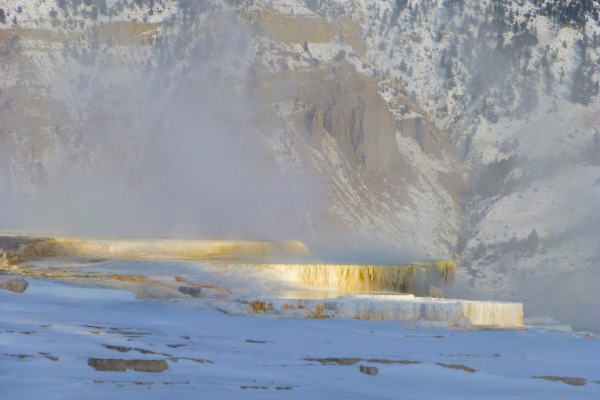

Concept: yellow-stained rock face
[[207, 261, 456, 294]]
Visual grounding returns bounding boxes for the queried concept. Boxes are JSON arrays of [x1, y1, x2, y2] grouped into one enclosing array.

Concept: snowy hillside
[[0, 0, 599, 328]]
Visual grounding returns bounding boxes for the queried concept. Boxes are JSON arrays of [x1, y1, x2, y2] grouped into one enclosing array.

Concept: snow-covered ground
[[1, 279, 599, 399]]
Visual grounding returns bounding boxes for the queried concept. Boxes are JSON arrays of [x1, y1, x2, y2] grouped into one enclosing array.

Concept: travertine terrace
[[1, 235, 522, 328]]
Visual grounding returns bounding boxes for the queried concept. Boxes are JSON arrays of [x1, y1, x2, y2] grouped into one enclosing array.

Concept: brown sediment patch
[[367, 359, 421, 365], [314, 304, 325, 318], [106, 327, 151, 337], [3, 354, 32, 360], [103, 344, 133, 353], [304, 357, 361, 366], [88, 358, 168, 373], [169, 357, 212, 364], [5, 353, 59, 362], [533, 376, 588, 386], [39, 352, 59, 361], [436, 363, 477, 373], [104, 274, 174, 291], [166, 344, 187, 348], [282, 304, 305, 310], [101, 344, 211, 363], [134, 348, 169, 356], [247, 301, 274, 313]]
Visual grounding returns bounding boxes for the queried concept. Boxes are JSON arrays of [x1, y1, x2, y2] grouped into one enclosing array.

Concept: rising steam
[[1, 5, 322, 244]]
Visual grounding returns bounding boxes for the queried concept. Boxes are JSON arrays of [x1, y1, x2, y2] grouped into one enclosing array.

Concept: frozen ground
[[1, 279, 599, 399]]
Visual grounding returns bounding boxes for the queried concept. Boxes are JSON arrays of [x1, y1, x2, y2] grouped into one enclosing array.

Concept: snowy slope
[[1, 279, 599, 399]]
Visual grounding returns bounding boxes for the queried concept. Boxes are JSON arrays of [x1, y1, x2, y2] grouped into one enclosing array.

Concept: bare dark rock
[[436, 363, 477, 373], [359, 365, 379, 375], [103, 344, 132, 353], [305, 357, 361, 365], [367, 359, 421, 365], [39, 352, 59, 361], [178, 286, 202, 297], [88, 358, 168, 372], [533, 376, 587, 386], [0, 274, 28, 293], [169, 356, 213, 364]]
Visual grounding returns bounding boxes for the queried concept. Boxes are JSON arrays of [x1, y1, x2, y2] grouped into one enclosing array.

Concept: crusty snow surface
[[1, 280, 599, 399]]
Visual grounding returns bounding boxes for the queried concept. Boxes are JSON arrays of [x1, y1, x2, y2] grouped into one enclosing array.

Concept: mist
[[0, 7, 322, 246]]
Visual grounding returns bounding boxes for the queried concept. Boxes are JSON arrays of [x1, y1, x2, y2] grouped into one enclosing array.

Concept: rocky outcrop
[[0, 274, 28, 293], [88, 358, 168, 373], [359, 365, 379, 375], [298, 64, 403, 174]]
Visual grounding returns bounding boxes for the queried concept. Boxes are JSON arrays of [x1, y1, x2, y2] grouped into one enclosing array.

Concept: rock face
[[0, 275, 28, 293], [87, 358, 168, 373], [359, 365, 379, 375], [532, 376, 588, 386]]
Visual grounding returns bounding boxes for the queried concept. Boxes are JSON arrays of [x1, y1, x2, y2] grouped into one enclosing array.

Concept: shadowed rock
[[178, 286, 202, 297], [103, 344, 133, 353], [0, 274, 28, 293], [533, 376, 587, 386], [436, 363, 477, 373], [359, 365, 379, 375], [367, 359, 421, 365], [304, 357, 360, 365], [88, 358, 168, 372]]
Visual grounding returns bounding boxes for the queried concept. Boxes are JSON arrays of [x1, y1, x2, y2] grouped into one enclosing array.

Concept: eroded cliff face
[[0, 0, 462, 261], [245, 4, 463, 259]]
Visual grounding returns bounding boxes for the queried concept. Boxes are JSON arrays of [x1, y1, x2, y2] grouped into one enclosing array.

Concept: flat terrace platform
[[0, 235, 522, 329]]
